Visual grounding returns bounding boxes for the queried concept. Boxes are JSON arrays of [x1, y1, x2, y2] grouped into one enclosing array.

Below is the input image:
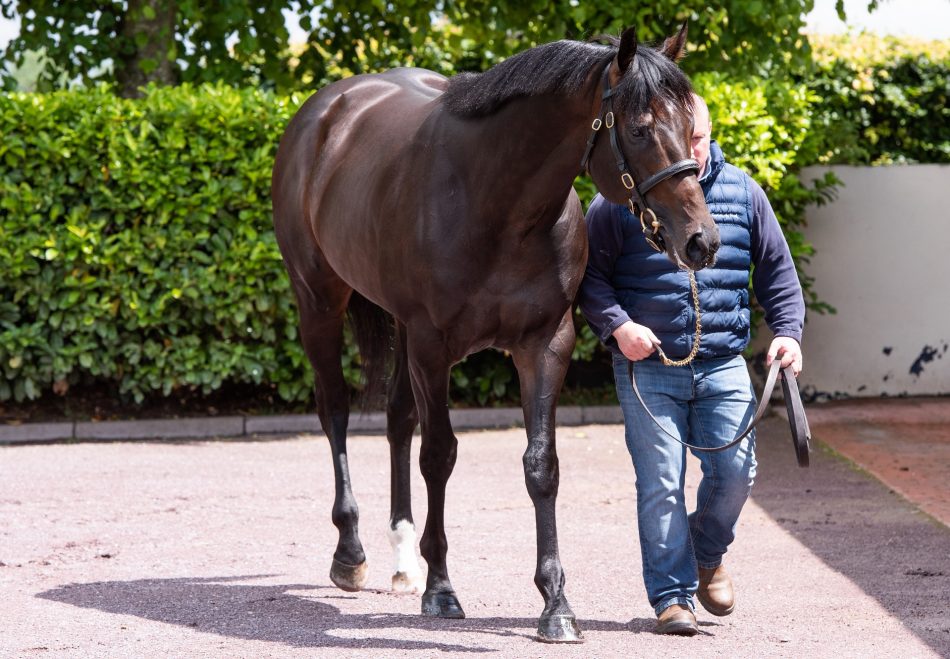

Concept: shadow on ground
[[751, 417, 950, 656], [37, 575, 651, 651]]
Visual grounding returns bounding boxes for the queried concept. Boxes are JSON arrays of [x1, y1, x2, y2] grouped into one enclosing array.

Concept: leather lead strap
[[627, 358, 811, 467]]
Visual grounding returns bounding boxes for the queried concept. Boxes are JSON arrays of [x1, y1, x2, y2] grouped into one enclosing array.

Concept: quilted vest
[[611, 142, 753, 360]]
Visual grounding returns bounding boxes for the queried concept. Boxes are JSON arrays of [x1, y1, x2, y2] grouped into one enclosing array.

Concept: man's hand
[[767, 336, 803, 377], [613, 321, 660, 362]]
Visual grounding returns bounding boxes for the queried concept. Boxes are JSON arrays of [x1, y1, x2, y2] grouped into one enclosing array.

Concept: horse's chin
[[669, 245, 715, 272], [668, 247, 689, 271]]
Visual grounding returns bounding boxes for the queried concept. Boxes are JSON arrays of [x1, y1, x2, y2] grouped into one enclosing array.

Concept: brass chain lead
[[655, 270, 702, 367]]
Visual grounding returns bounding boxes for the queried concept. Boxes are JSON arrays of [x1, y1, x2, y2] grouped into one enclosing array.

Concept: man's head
[[690, 93, 712, 178]]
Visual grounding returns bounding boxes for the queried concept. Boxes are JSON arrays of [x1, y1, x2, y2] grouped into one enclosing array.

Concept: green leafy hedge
[[0, 85, 328, 404], [806, 34, 950, 165]]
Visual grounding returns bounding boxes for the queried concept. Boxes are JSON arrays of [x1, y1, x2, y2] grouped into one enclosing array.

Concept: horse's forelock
[[614, 44, 695, 119]]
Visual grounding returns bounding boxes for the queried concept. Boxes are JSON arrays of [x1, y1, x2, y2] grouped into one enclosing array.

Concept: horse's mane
[[442, 36, 694, 118]]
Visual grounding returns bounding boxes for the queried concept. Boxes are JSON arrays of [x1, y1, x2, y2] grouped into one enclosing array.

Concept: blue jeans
[[612, 353, 757, 615]]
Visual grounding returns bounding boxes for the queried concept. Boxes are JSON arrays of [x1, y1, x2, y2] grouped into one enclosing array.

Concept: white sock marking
[[388, 519, 423, 589]]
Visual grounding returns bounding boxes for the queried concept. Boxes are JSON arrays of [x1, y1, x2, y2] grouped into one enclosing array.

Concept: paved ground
[[1, 409, 948, 657], [796, 396, 950, 527]]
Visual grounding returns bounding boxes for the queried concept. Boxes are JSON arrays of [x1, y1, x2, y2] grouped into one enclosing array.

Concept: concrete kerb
[[0, 406, 624, 445]]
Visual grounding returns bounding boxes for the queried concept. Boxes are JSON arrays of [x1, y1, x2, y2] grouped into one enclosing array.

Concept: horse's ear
[[660, 22, 689, 62], [616, 26, 638, 73]]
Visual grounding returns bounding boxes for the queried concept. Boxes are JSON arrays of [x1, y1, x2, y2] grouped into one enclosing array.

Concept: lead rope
[[655, 270, 702, 366], [630, 269, 768, 454]]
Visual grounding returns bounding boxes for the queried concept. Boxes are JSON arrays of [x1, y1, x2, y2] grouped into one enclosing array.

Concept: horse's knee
[[419, 437, 458, 480], [523, 444, 559, 499]]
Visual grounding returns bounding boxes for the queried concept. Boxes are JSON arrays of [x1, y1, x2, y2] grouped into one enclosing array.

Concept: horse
[[271, 24, 719, 643]]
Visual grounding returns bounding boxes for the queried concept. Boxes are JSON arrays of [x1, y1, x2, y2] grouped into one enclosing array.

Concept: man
[[578, 93, 804, 636]]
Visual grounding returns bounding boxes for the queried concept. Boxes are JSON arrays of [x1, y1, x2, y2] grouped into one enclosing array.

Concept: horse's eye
[[629, 127, 645, 138]]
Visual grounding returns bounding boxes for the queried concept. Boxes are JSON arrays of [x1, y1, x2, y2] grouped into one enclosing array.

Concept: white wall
[[768, 165, 950, 400]]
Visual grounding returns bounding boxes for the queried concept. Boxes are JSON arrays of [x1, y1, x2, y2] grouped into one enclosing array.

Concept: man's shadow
[[38, 575, 652, 651]]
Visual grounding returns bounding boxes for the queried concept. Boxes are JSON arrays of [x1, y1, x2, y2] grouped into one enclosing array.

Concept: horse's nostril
[[686, 229, 718, 266]]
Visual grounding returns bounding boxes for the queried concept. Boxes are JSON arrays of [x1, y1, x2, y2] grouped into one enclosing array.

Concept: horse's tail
[[346, 291, 395, 412]]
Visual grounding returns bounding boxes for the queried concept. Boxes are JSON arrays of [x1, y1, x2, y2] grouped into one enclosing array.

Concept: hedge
[[806, 33, 950, 165], [0, 85, 326, 404]]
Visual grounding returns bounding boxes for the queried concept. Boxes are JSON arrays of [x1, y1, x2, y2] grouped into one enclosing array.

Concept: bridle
[[579, 61, 701, 254], [580, 59, 706, 368]]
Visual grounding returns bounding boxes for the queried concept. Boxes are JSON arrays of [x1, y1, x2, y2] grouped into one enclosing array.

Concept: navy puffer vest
[[611, 141, 753, 360]]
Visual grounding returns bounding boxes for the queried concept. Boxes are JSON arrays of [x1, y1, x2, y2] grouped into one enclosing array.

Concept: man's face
[[691, 104, 712, 178]]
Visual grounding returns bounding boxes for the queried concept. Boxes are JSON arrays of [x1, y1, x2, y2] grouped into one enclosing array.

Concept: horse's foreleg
[[387, 322, 424, 593], [512, 311, 584, 643], [406, 330, 464, 618]]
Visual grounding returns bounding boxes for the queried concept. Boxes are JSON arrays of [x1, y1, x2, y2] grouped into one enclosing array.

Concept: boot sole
[[655, 621, 699, 636]]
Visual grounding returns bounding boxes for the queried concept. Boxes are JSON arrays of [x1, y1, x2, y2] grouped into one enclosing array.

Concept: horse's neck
[[448, 88, 599, 230]]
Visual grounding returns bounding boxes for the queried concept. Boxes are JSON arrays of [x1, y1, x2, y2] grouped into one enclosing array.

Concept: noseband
[[580, 62, 700, 253]]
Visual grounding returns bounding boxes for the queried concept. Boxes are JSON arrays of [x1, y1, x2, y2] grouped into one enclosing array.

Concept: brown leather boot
[[698, 565, 735, 616], [655, 604, 698, 636]]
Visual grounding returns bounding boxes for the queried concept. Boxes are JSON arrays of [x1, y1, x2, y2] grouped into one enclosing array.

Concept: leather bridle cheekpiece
[[580, 62, 701, 253]]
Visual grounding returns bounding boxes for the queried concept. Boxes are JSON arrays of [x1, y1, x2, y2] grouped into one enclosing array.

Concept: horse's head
[[586, 25, 719, 271]]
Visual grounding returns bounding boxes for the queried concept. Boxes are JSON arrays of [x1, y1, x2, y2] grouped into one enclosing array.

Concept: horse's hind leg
[[511, 311, 583, 643], [387, 321, 424, 593], [293, 265, 368, 592]]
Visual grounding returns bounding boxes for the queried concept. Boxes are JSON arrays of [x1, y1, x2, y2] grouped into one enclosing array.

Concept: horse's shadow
[[37, 575, 654, 651]]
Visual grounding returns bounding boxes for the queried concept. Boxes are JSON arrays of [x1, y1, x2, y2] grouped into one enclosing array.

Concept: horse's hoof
[[330, 558, 368, 592], [421, 590, 466, 618], [392, 570, 423, 594], [536, 614, 584, 643]]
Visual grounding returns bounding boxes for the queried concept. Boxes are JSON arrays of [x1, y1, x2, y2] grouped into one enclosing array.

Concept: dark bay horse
[[271, 25, 719, 643]]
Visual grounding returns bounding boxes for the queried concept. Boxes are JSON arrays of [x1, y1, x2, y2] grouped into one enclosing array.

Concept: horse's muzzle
[[685, 227, 720, 270]]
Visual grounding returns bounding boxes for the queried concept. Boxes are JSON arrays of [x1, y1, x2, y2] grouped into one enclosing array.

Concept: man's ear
[[616, 26, 638, 73], [660, 22, 689, 62]]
